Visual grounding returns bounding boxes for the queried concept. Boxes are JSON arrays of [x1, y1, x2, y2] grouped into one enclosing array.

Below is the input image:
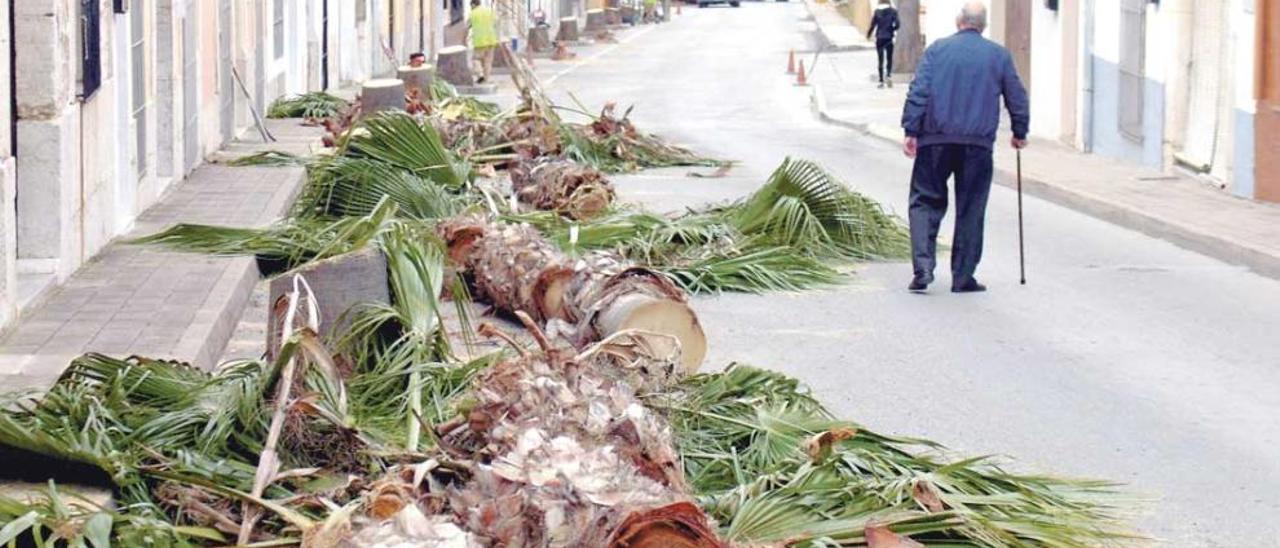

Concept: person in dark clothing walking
[[867, 0, 900, 88], [900, 1, 1029, 293]]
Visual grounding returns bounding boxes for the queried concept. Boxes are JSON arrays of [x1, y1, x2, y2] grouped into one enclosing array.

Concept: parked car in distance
[[698, 0, 741, 7]]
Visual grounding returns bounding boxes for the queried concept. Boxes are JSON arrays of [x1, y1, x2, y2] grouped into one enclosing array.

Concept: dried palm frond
[[650, 364, 1142, 547], [133, 199, 400, 274], [267, 92, 349, 119], [223, 150, 305, 167], [729, 157, 910, 261]]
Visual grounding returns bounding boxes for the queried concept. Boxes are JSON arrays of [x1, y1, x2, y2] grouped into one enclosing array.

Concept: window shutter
[[81, 0, 102, 99]]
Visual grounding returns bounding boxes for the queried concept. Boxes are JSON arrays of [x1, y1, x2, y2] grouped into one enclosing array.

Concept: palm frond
[[347, 113, 470, 189], [224, 151, 305, 167], [293, 157, 463, 220], [729, 157, 910, 260], [267, 92, 349, 119]]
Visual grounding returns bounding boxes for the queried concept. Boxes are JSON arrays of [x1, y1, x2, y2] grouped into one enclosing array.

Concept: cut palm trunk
[[361, 79, 407, 113], [585, 9, 608, 31], [528, 26, 552, 53], [442, 319, 725, 547], [557, 16, 580, 42], [397, 65, 435, 98], [438, 217, 707, 372], [510, 159, 615, 220], [436, 45, 474, 86]]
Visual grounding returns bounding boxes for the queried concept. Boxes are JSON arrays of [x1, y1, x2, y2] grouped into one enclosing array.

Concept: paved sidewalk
[[808, 48, 1280, 280], [802, 0, 874, 51], [0, 120, 323, 391]]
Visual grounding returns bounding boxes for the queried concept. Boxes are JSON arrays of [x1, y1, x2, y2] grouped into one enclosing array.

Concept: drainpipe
[[8, 0, 15, 159], [1081, 0, 1095, 153]]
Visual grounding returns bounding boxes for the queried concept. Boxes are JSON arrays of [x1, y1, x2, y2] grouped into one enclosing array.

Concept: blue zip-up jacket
[[901, 29, 1030, 149]]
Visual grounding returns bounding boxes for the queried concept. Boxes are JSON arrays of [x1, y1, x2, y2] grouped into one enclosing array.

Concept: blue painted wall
[[1233, 109, 1255, 198], [1088, 55, 1165, 169]]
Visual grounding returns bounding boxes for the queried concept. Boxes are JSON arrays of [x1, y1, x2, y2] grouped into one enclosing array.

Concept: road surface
[[544, 4, 1280, 545]]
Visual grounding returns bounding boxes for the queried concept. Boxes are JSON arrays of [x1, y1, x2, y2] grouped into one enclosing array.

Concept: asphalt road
[[543, 4, 1280, 545]]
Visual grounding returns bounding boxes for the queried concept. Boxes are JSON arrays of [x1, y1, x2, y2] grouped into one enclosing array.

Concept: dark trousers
[[875, 38, 894, 82], [908, 144, 994, 285]]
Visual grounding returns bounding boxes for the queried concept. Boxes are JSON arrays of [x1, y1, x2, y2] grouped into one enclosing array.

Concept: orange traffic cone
[[787, 50, 796, 74], [796, 60, 808, 86]]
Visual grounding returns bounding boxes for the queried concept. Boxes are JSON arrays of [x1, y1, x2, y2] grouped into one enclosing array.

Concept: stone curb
[[810, 83, 1280, 280]]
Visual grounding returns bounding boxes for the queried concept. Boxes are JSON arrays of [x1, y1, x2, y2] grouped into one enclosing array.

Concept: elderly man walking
[[901, 1, 1028, 293]]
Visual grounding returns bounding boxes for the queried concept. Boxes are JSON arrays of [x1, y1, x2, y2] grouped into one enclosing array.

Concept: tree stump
[[528, 26, 552, 52], [359, 79, 407, 113], [436, 45, 474, 86], [266, 248, 391, 362], [396, 65, 435, 98], [585, 9, 607, 32], [606, 7, 621, 25], [557, 16, 580, 42]]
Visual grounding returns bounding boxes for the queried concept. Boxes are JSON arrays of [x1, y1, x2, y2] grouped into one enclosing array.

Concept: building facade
[[911, 0, 1275, 203], [1, 0, 541, 331]]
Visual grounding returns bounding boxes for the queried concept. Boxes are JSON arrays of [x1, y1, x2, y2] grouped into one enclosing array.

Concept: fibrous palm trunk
[[438, 217, 707, 372], [441, 319, 725, 547], [510, 159, 615, 220]]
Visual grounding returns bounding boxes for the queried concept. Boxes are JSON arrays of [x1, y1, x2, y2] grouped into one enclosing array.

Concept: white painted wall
[[1029, 3, 1064, 139]]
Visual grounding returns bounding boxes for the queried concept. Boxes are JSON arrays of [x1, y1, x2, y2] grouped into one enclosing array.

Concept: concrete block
[[16, 110, 83, 280], [267, 248, 390, 360]]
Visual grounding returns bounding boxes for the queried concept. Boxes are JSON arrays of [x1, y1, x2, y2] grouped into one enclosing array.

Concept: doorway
[[1257, 0, 1280, 202], [218, 0, 234, 143], [182, 2, 199, 174], [1004, 0, 1031, 93]]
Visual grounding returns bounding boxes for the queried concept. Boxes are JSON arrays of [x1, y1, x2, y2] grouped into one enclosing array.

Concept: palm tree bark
[[437, 217, 707, 372], [443, 317, 725, 547], [510, 159, 615, 220]]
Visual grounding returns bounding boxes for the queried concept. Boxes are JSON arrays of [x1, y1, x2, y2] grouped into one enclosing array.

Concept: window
[[80, 0, 102, 99], [274, 0, 286, 60], [1118, 0, 1146, 142], [131, 0, 147, 179]]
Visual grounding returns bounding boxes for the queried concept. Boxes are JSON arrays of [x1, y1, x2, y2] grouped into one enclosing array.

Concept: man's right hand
[[1011, 137, 1028, 150], [903, 136, 918, 158]]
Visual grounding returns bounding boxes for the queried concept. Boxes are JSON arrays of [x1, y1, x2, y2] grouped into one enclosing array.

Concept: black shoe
[[951, 280, 987, 293], [476, 77, 487, 84], [908, 275, 933, 293]]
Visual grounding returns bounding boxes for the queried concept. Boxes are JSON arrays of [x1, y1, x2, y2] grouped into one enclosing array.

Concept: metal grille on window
[[274, 0, 286, 60], [132, 0, 147, 179], [1118, 0, 1146, 142]]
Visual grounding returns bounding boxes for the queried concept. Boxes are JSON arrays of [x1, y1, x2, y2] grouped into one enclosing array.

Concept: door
[[131, 0, 147, 181], [1060, 0, 1079, 145], [182, 4, 200, 174], [1178, 1, 1230, 176], [322, 0, 330, 89], [1004, 0, 1031, 93], [1118, 0, 1146, 142], [218, 0, 234, 142], [1258, 0, 1280, 202]]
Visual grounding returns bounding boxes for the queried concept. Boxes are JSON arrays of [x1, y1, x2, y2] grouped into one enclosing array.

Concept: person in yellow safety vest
[[643, 0, 659, 23], [467, 0, 499, 83]]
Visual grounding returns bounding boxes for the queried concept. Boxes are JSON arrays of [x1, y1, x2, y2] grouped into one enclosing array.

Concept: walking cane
[[1016, 149, 1026, 285]]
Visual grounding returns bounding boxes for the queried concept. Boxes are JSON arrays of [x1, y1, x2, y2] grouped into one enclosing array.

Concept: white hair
[[957, 1, 988, 32]]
